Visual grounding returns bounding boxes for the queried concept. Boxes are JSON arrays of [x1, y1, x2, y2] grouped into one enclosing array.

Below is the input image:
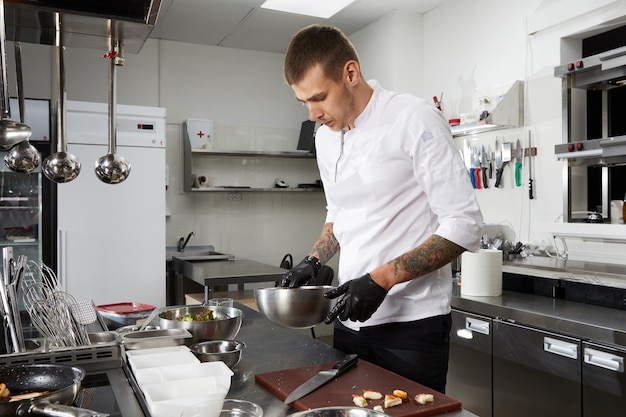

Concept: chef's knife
[[481, 145, 488, 188], [284, 354, 358, 404], [515, 139, 523, 187], [494, 139, 503, 188]]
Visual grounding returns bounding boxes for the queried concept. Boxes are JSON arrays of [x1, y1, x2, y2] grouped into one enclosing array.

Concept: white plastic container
[[127, 350, 199, 370], [142, 377, 228, 417], [133, 361, 233, 388]]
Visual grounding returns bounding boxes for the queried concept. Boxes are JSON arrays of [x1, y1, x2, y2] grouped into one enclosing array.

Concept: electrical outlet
[[228, 193, 242, 201]]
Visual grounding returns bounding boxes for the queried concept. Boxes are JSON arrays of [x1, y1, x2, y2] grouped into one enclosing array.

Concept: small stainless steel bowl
[[289, 407, 388, 417], [254, 286, 336, 329], [87, 331, 118, 345], [190, 340, 246, 368]]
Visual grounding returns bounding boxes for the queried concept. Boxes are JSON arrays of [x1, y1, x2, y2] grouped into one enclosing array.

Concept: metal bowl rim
[[288, 406, 389, 417], [190, 339, 246, 353]]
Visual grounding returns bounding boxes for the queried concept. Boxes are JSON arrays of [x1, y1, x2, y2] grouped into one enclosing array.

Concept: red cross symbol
[[196, 131, 205, 138]]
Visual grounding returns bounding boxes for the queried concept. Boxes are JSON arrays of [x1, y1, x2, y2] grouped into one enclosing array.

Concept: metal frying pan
[[0, 364, 108, 417]]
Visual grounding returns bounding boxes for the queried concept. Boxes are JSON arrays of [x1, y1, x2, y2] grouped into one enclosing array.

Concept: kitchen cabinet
[[183, 136, 321, 192], [447, 309, 493, 417], [582, 341, 626, 417], [492, 319, 582, 417]]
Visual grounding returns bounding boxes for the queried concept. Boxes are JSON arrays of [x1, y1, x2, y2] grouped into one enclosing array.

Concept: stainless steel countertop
[[502, 256, 626, 288], [221, 304, 478, 417], [452, 287, 626, 347]]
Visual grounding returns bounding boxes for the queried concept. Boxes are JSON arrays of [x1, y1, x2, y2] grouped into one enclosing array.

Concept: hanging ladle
[[42, 15, 81, 183], [4, 42, 41, 173], [0, 0, 31, 150], [94, 40, 131, 184]]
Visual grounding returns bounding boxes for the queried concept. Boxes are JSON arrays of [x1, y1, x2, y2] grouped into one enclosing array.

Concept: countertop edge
[[452, 290, 626, 347]]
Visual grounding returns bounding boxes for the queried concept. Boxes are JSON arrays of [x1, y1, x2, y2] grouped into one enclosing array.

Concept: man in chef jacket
[[279, 24, 483, 393]]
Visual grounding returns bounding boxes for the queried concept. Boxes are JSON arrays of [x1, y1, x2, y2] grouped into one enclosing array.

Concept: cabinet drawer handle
[[465, 317, 490, 335], [543, 337, 578, 359], [584, 348, 624, 372]]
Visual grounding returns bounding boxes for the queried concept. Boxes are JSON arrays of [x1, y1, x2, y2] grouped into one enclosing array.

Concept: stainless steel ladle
[[0, 0, 31, 151], [42, 16, 81, 183], [95, 40, 131, 184], [4, 42, 41, 173]]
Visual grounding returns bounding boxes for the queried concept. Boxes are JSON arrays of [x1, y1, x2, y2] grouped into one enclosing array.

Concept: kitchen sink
[[166, 245, 234, 261]]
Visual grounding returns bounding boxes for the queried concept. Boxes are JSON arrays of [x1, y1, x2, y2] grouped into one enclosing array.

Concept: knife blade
[[284, 354, 358, 404], [494, 139, 503, 188], [515, 139, 523, 187], [487, 145, 493, 178], [481, 145, 489, 188], [471, 147, 481, 189], [463, 139, 472, 186]]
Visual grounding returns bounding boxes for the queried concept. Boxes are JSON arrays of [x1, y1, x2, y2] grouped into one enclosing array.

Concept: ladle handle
[[107, 44, 118, 155], [0, 0, 12, 119], [55, 14, 67, 154], [14, 42, 24, 123]]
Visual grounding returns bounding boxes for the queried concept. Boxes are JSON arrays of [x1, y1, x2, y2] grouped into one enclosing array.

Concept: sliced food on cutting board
[[255, 358, 462, 417], [353, 395, 368, 407], [415, 393, 435, 405], [362, 389, 383, 400], [384, 394, 403, 408]]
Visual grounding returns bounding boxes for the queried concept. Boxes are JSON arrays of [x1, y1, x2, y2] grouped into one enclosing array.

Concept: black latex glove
[[324, 273, 388, 324], [278, 257, 321, 288]]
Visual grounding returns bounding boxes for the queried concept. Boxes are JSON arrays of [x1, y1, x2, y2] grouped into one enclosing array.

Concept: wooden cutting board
[[255, 359, 462, 417]]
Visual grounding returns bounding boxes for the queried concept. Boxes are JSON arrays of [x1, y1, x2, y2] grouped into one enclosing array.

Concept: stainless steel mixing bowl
[[254, 286, 336, 329], [190, 340, 246, 368], [159, 306, 243, 345]]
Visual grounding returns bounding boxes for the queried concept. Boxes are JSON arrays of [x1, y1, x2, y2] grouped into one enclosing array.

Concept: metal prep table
[[171, 257, 286, 305], [211, 303, 478, 417]]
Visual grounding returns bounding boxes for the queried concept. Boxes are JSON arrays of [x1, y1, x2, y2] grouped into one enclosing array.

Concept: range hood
[[4, 0, 170, 53], [554, 45, 626, 165], [451, 80, 524, 137]]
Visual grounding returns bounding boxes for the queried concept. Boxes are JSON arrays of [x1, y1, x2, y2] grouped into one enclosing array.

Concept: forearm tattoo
[[388, 235, 465, 280], [311, 222, 340, 264]]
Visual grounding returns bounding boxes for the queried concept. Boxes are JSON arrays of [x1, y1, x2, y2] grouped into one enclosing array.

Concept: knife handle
[[515, 162, 522, 186], [333, 354, 358, 375], [474, 167, 481, 189], [494, 167, 504, 188], [529, 178, 534, 199], [469, 168, 476, 188], [489, 162, 493, 179], [482, 166, 488, 188]]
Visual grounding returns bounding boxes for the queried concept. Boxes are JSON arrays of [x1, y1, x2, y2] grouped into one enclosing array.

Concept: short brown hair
[[284, 24, 360, 85]]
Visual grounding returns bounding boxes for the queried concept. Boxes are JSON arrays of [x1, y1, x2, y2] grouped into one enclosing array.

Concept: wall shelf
[[183, 134, 320, 192], [189, 149, 315, 158], [190, 187, 321, 192]]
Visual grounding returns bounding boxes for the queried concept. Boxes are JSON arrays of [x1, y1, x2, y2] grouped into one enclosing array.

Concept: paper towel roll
[[461, 249, 502, 296]]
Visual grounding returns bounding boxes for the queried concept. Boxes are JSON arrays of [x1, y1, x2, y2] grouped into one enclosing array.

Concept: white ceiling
[[149, 0, 449, 54]]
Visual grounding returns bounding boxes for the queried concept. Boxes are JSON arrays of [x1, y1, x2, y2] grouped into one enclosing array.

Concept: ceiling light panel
[[261, 0, 357, 19]]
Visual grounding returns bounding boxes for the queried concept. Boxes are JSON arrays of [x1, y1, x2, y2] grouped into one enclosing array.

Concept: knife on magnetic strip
[[284, 354, 358, 404]]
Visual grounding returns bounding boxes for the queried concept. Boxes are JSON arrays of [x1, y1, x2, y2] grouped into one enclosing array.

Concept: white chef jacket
[[315, 81, 483, 330]]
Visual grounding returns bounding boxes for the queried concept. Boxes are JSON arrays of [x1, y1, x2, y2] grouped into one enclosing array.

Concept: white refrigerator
[[57, 100, 166, 307]]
